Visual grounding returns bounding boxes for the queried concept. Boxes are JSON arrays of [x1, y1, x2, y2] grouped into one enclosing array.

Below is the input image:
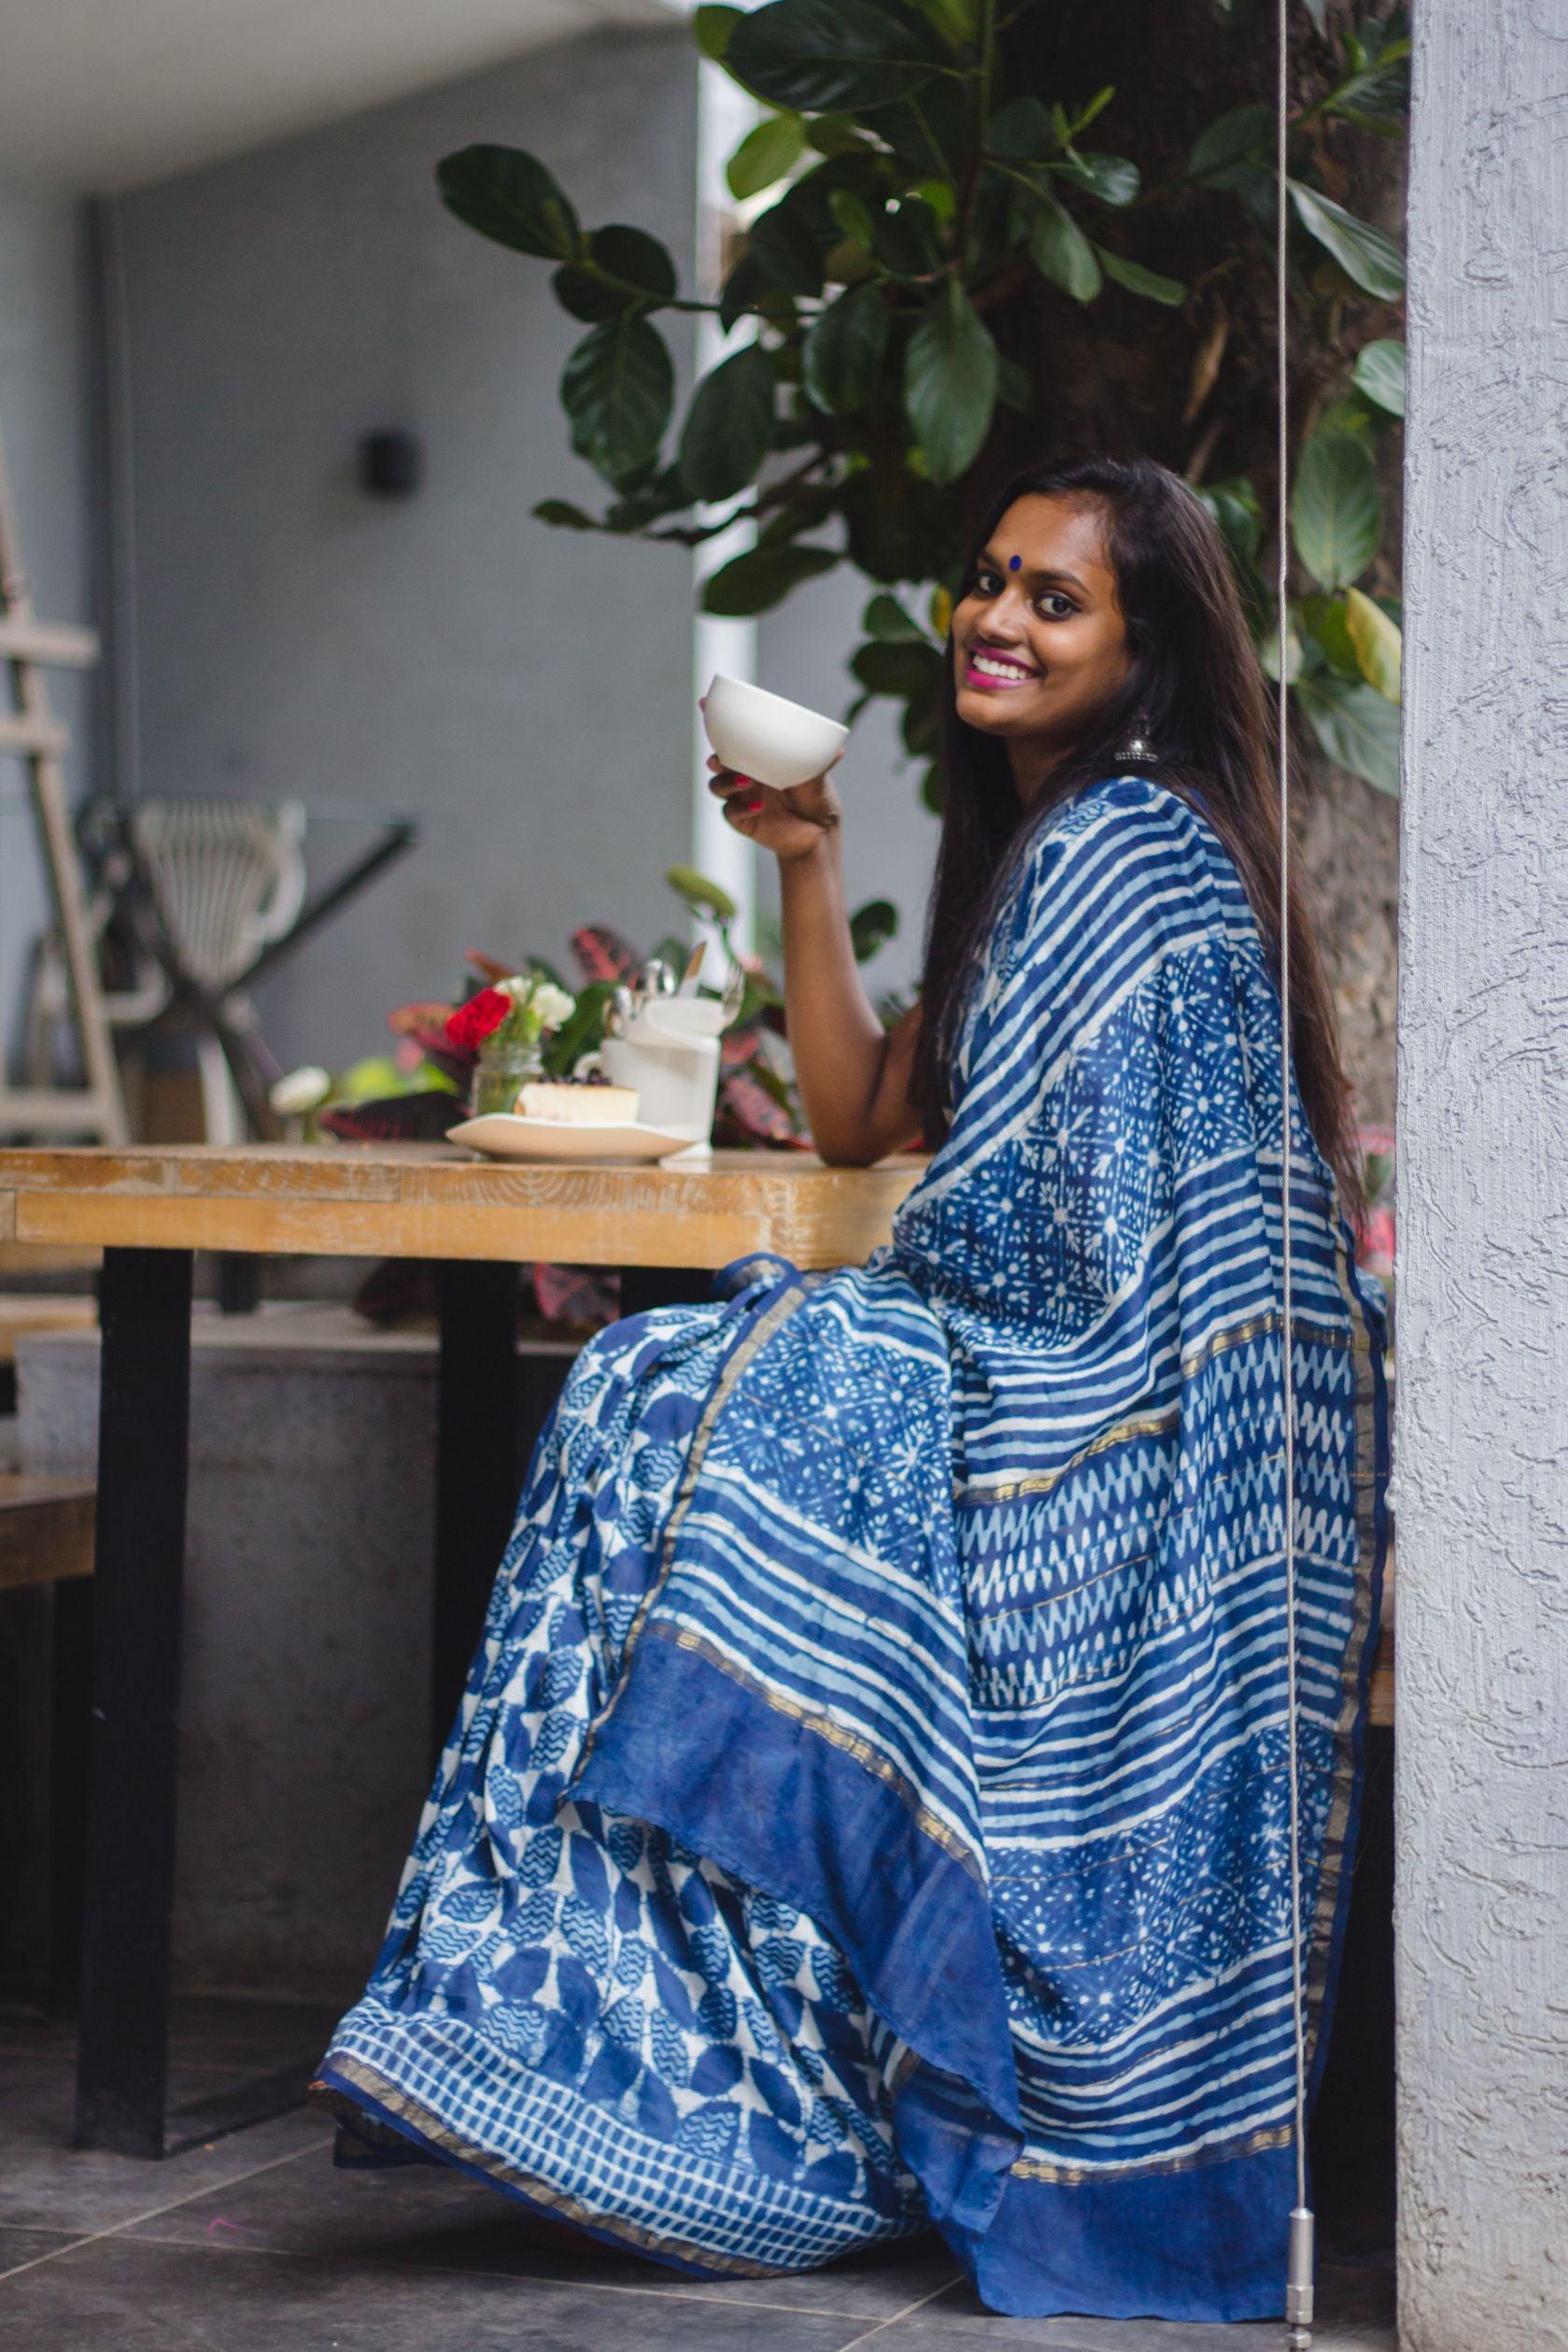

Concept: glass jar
[[473, 1035, 542, 1117]]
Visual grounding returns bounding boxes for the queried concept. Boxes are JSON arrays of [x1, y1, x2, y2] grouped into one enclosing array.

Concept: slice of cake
[[516, 1079, 640, 1126]]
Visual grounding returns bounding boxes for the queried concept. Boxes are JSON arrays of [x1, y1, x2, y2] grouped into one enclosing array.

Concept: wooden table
[[0, 1143, 920, 2160]]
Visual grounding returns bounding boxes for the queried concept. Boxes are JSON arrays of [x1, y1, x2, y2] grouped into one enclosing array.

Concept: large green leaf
[[727, 113, 809, 200], [1322, 24, 1411, 129], [726, 0, 945, 115], [666, 864, 739, 924], [1026, 193, 1102, 304], [1289, 183, 1405, 301], [717, 251, 769, 333], [862, 591, 927, 642], [1096, 248, 1185, 305], [1299, 591, 1362, 678], [532, 499, 597, 530], [746, 210, 825, 298], [802, 282, 890, 413], [876, 78, 971, 178], [678, 344, 778, 503], [1344, 585, 1402, 701], [550, 225, 677, 321], [1291, 427, 1382, 588], [869, 194, 946, 278], [1196, 475, 1264, 566], [851, 638, 943, 697], [828, 189, 877, 249], [985, 97, 1055, 159], [1259, 612, 1305, 685], [1295, 674, 1401, 795], [560, 313, 674, 484], [903, 281, 999, 484], [1054, 151, 1139, 206], [910, 0, 979, 47], [1187, 105, 1272, 181], [700, 542, 840, 616], [694, 4, 743, 60], [552, 267, 621, 323], [1353, 337, 1406, 418], [437, 145, 579, 260], [849, 898, 900, 961]]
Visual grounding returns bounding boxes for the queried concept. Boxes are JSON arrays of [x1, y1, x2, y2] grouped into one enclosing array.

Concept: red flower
[[445, 987, 510, 1051]]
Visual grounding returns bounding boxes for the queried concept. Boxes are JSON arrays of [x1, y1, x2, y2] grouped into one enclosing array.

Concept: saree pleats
[[317, 776, 1390, 2320]]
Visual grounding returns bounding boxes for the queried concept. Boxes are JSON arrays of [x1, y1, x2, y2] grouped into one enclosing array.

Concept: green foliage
[[1353, 336, 1406, 418], [850, 898, 901, 960], [1344, 585, 1401, 701], [437, 145, 579, 259], [1291, 426, 1381, 589], [679, 344, 778, 501], [904, 282, 999, 483], [1288, 183, 1405, 300], [666, 865, 740, 925], [560, 313, 674, 484], [1295, 673, 1401, 797], [437, 0, 1408, 796], [727, 112, 809, 199]]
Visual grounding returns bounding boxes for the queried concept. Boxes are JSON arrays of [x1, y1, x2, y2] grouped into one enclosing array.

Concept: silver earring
[[1118, 714, 1156, 762]]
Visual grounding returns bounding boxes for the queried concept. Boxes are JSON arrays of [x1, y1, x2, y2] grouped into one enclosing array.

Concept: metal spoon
[[679, 941, 707, 995]]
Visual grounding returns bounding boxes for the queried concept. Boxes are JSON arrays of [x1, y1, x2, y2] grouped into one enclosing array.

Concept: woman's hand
[[704, 752, 843, 865]]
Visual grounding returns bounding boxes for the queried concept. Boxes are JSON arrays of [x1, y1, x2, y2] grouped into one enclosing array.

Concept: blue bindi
[[1009, 555, 1022, 571]]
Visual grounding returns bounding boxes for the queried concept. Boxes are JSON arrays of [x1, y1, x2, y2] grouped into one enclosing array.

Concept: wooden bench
[[0, 1469, 96, 1587], [0, 1470, 95, 2012], [0, 1294, 98, 1367]]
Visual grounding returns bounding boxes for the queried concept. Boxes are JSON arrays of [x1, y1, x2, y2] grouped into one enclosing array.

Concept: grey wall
[[1397, 4, 1568, 2346], [113, 28, 700, 1076], [0, 180, 95, 1072]]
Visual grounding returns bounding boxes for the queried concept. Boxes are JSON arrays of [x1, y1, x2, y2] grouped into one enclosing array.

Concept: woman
[[312, 455, 1389, 2324]]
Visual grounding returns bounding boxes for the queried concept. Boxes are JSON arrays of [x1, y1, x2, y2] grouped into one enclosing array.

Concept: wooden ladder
[[0, 420, 126, 1143]]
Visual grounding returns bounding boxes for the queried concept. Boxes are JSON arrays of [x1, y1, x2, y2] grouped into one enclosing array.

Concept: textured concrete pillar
[[1397, 4, 1568, 2345]]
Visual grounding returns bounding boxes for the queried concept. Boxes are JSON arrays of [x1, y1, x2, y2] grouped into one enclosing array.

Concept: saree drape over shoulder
[[315, 775, 1390, 2322]]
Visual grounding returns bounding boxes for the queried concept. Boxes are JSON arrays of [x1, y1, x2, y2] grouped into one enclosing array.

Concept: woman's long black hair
[[911, 452, 1365, 1227]]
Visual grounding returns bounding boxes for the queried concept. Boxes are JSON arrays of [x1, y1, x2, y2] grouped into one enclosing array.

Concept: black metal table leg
[[75, 1247, 193, 2156], [432, 1262, 522, 1758], [214, 1254, 261, 1315], [47, 1573, 92, 2019]]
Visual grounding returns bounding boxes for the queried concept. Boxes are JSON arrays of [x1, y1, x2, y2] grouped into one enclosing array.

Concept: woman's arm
[[780, 840, 923, 1164], [707, 751, 923, 1167]]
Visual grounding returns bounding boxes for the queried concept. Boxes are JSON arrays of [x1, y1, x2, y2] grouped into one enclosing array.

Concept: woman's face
[[951, 495, 1132, 779]]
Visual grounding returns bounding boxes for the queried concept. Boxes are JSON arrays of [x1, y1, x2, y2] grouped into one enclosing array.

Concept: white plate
[[447, 1113, 697, 1164]]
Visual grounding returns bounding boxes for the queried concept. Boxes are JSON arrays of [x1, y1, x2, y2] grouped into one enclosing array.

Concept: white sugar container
[[602, 998, 725, 1156]]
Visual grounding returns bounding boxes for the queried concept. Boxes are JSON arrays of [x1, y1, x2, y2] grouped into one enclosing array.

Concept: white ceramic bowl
[[701, 672, 849, 791]]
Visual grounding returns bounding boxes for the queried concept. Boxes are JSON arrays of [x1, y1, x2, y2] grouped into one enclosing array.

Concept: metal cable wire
[[1277, 1, 1314, 2343]]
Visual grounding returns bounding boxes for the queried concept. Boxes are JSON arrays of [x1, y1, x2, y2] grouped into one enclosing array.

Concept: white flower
[[530, 982, 576, 1031], [270, 1065, 332, 1116]]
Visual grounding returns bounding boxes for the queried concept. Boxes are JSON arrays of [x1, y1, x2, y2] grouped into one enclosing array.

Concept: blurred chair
[[25, 798, 416, 1142]]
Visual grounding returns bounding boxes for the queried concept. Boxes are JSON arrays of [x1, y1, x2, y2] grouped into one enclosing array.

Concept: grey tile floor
[[0, 2001, 1395, 2352]]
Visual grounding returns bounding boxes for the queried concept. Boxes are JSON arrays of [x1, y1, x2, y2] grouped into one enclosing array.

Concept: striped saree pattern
[[316, 775, 1389, 2320]]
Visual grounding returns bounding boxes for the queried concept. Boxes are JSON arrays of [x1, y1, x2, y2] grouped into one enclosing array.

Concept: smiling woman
[[912, 456, 1366, 1226], [951, 496, 1135, 789], [314, 449, 1389, 2328]]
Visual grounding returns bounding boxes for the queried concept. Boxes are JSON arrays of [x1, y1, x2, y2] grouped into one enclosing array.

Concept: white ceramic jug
[[601, 998, 724, 1156]]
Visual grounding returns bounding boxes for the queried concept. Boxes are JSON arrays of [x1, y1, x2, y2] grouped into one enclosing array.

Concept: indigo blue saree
[[314, 775, 1390, 2321]]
